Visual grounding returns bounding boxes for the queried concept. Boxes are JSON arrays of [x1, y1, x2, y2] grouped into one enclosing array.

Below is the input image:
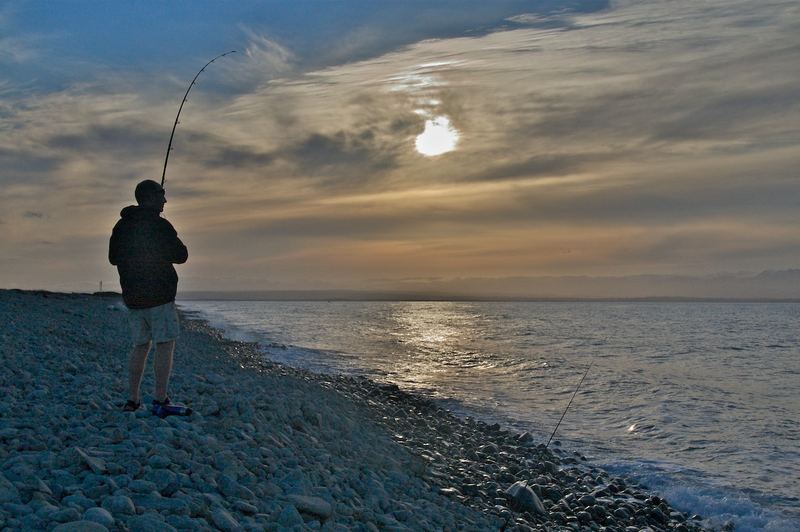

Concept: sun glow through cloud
[[415, 116, 459, 156]]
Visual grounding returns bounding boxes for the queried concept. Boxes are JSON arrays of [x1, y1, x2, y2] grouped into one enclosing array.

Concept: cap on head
[[135, 179, 165, 205]]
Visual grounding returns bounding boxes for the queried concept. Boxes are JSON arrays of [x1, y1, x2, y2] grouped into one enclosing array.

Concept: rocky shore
[[0, 289, 706, 531]]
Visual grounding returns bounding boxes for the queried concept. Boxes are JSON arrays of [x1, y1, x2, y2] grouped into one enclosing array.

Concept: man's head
[[135, 179, 167, 212]]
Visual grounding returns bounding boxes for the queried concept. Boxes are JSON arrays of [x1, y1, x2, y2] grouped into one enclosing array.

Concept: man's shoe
[[151, 397, 192, 418], [122, 400, 141, 412]]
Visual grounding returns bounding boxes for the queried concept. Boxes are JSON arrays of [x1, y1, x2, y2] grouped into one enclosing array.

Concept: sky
[[2, 0, 799, 297]]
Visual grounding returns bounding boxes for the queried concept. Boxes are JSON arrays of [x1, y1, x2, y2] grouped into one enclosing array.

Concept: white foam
[[601, 459, 800, 532]]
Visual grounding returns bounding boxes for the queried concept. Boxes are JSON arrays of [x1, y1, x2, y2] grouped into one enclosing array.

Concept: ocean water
[[181, 300, 800, 531]]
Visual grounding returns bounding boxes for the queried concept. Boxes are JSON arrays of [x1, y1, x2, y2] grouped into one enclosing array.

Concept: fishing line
[[161, 50, 237, 187], [546, 358, 594, 450]]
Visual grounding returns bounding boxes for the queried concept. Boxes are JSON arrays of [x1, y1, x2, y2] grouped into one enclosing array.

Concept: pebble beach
[[0, 289, 706, 531]]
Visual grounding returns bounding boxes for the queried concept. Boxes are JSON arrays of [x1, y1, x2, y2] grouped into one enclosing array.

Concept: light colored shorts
[[128, 302, 180, 345]]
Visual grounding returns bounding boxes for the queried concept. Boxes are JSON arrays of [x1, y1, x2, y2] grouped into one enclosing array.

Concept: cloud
[[0, 146, 65, 184], [0, 36, 39, 63], [1, 0, 799, 292], [201, 144, 276, 169], [279, 129, 399, 185], [45, 123, 163, 159]]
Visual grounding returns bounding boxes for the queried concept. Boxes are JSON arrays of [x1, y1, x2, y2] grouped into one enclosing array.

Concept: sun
[[415, 116, 459, 156]]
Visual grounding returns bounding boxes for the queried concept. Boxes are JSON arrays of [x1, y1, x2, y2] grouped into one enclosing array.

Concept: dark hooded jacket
[[109, 206, 188, 309]]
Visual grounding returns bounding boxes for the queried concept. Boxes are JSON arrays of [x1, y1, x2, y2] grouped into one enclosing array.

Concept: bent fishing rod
[[161, 50, 237, 188], [545, 358, 594, 450]]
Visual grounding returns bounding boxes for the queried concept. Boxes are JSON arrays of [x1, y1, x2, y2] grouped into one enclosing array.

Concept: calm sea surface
[[181, 300, 800, 530]]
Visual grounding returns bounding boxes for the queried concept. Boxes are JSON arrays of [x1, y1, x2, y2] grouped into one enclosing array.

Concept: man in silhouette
[[109, 179, 191, 417]]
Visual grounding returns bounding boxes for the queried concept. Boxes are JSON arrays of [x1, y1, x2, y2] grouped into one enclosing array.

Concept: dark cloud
[[651, 82, 800, 141], [503, 37, 800, 151], [201, 145, 275, 169], [186, 126, 399, 187], [465, 152, 618, 182], [274, 128, 400, 187], [45, 122, 163, 158], [240, 213, 407, 240], [0, 146, 64, 184]]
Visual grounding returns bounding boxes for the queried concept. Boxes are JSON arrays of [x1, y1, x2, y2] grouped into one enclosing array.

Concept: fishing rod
[[545, 358, 594, 450], [161, 50, 237, 187]]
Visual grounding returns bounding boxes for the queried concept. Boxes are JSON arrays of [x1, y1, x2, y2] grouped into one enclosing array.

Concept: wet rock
[[504, 481, 546, 515], [614, 507, 631, 519]]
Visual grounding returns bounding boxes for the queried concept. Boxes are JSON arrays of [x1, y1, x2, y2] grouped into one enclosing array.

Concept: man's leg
[[129, 341, 151, 404], [153, 340, 175, 403]]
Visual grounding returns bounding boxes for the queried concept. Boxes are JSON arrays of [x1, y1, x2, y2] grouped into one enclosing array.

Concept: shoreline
[[0, 289, 704, 531]]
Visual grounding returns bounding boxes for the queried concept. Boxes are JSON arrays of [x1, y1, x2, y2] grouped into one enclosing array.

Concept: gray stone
[[286, 494, 333, 520], [74, 448, 108, 475], [101, 495, 136, 515], [504, 481, 546, 515], [34, 478, 53, 496], [20, 513, 48, 530], [234, 499, 258, 514], [51, 507, 83, 522], [145, 468, 177, 493], [129, 514, 177, 532], [277, 505, 304, 527], [147, 455, 172, 469], [62, 493, 96, 510], [4, 502, 32, 516], [52, 521, 110, 532], [83, 507, 114, 527], [129, 479, 158, 493], [0, 428, 20, 439], [614, 507, 631, 519], [166, 515, 210, 530], [217, 473, 242, 498], [0, 472, 21, 503], [132, 493, 190, 515], [211, 507, 243, 531]]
